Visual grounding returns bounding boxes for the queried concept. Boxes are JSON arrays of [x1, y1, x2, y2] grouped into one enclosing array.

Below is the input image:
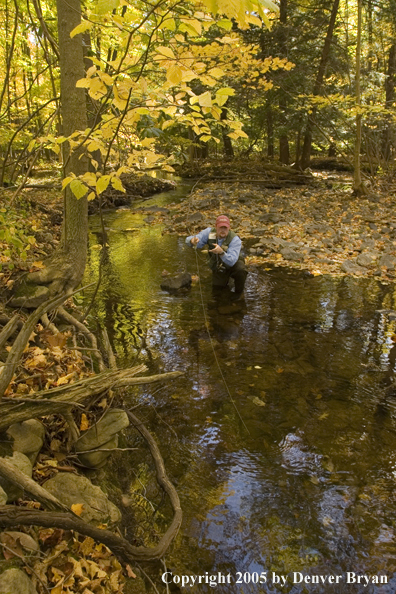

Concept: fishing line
[[186, 185, 250, 434], [192, 247, 250, 434]]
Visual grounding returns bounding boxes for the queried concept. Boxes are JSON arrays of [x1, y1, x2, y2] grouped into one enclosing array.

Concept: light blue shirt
[[186, 227, 242, 267]]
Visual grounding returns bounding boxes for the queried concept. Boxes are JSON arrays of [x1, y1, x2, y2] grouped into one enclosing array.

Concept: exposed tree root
[[57, 305, 105, 371], [0, 314, 21, 350], [0, 408, 183, 564], [0, 367, 183, 432], [41, 312, 59, 335], [0, 288, 184, 566], [26, 246, 87, 295]]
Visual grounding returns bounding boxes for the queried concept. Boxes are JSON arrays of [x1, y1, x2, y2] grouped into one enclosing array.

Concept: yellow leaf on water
[[319, 412, 329, 420]]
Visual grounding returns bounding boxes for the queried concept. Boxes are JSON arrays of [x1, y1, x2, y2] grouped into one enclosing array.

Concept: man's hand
[[190, 236, 199, 246], [209, 243, 224, 255]]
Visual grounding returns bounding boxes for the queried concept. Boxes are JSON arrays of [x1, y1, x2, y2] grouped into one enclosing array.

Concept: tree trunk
[[353, 0, 365, 195], [278, 0, 289, 164], [221, 108, 234, 158], [266, 101, 274, 158], [27, 0, 89, 293], [300, 0, 340, 169], [382, 43, 396, 161]]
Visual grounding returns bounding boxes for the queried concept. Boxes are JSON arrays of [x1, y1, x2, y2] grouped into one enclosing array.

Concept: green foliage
[[0, 207, 36, 271]]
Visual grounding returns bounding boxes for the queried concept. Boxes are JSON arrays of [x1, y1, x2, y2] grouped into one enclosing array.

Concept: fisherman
[[186, 215, 248, 300]]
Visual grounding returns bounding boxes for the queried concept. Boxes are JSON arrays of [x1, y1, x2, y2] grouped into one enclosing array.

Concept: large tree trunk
[[266, 100, 274, 158], [300, 0, 340, 170], [278, 0, 289, 164], [382, 43, 396, 161], [27, 0, 89, 294], [221, 108, 234, 158], [353, 0, 365, 195]]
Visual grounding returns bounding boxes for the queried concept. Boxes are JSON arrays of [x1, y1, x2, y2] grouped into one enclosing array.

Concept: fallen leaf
[[46, 333, 67, 348], [30, 261, 45, 270], [80, 413, 90, 431], [126, 565, 137, 578], [252, 396, 266, 407], [71, 503, 85, 516]]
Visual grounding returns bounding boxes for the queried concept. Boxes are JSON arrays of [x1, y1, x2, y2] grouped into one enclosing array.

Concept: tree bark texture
[[300, 0, 340, 169], [382, 43, 396, 160], [27, 0, 89, 292], [278, 0, 290, 165], [353, 0, 364, 194], [221, 108, 234, 157]]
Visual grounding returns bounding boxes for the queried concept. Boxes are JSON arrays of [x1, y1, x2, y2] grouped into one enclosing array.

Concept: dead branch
[[57, 306, 105, 371], [0, 292, 72, 399], [41, 312, 59, 335], [0, 458, 70, 512], [63, 410, 80, 443], [0, 314, 21, 350], [0, 367, 183, 432]]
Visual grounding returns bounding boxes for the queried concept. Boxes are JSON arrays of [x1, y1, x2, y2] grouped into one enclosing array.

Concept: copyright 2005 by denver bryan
[[161, 570, 389, 589]]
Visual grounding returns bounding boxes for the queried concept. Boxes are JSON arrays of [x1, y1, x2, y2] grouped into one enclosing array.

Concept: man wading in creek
[[186, 215, 248, 301]]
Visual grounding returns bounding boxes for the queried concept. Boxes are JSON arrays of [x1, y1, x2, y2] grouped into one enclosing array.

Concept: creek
[[83, 185, 396, 593]]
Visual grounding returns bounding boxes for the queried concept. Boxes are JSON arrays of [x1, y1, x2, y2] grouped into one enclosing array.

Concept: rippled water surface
[[84, 192, 396, 593]]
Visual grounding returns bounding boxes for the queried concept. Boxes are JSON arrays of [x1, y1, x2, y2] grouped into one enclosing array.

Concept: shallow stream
[[84, 187, 396, 593]]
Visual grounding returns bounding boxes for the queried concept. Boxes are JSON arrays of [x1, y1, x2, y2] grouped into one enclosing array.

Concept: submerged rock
[[160, 272, 192, 291]]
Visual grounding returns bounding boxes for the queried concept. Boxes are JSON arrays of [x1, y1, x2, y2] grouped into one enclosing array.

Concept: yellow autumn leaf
[[80, 413, 90, 431], [167, 64, 183, 85], [70, 20, 93, 38], [111, 177, 125, 193], [198, 91, 212, 107], [56, 372, 76, 386], [96, 175, 111, 195], [155, 46, 176, 59], [71, 503, 85, 516]]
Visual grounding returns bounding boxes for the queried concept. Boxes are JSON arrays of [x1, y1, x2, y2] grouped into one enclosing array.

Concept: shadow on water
[[83, 193, 396, 593]]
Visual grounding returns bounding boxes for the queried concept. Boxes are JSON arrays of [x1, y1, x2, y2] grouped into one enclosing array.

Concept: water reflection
[[84, 203, 396, 592]]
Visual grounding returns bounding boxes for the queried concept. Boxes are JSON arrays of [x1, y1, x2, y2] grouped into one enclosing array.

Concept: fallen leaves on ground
[[30, 533, 130, 594]]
